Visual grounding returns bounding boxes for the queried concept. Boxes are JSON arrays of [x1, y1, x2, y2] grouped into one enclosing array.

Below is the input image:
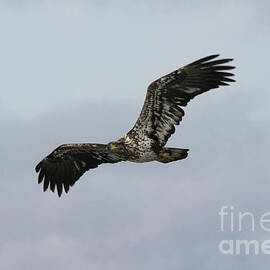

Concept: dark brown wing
[[128, 54, 235, 147], [35, 143, 123, 197]]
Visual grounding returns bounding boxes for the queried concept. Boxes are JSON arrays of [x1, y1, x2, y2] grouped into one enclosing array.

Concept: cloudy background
[[0, 1, 269, 269]]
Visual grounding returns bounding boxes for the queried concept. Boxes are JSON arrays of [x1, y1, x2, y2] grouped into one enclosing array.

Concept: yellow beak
[[109, 144, 118, 150]]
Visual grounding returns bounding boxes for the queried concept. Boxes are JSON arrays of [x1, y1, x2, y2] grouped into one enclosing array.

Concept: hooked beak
[[109, 144, 118, 150]]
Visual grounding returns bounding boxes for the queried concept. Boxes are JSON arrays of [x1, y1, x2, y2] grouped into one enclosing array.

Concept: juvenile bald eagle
[[36, 54, 235, 197]]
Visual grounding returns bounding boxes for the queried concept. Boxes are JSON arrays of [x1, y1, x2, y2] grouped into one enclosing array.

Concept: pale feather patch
[[81, 161, 86, 168], [184, 87, 200, 94], [73, 161, 80, 171]]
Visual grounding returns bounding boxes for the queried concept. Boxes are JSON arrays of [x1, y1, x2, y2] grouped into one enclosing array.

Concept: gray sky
[[0, 1, 270, 269]]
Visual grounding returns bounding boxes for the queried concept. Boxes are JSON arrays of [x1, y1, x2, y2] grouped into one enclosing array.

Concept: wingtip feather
[[57, 184, 63, 197], [35, 162, 42, 172], [38, 169, 45, 184]]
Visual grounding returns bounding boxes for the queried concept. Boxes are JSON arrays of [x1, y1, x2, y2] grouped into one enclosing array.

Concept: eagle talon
[[162, 152, 171, 158]]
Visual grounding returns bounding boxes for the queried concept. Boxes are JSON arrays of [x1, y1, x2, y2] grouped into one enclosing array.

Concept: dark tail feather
[[157, 148, 189, 163]]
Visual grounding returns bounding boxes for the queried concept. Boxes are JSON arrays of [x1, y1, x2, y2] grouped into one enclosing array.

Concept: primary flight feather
[[36, 54, 235, 197]]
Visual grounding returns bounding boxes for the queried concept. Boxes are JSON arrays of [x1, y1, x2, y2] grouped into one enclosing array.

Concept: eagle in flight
[[36, 54, 235, 197]]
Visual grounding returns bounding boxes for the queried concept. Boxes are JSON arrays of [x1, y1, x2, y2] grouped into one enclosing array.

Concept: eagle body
[[122, 134, 158, 163], [36, 54, 235, 197]]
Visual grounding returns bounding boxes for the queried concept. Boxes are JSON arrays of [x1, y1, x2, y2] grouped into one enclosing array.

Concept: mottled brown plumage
[[36, 54, 235, 197]]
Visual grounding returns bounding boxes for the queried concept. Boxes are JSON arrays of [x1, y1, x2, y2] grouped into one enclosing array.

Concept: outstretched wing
[[35, 143, 123, 197], [128, 54, 235, 147]]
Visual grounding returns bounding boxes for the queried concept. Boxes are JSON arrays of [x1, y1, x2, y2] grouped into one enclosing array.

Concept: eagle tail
[[157, 147, 189, 163]]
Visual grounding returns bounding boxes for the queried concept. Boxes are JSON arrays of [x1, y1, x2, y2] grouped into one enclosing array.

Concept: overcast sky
[[0, 1, 270, 269]]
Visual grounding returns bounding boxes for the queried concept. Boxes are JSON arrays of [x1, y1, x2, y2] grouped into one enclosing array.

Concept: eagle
[[36, 54, 235, 197]]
